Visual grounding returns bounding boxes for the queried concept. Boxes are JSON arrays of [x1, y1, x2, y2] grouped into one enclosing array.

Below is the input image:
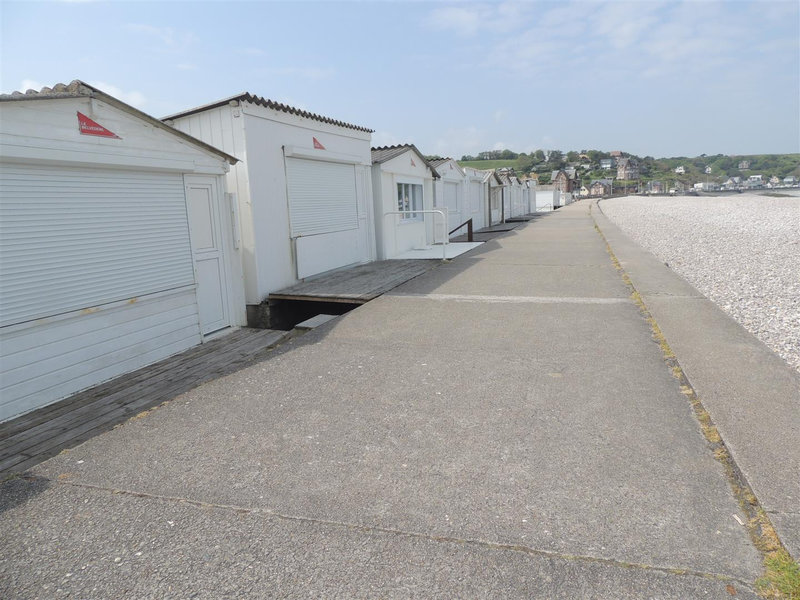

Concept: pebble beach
[[600, 193, 800, 374]]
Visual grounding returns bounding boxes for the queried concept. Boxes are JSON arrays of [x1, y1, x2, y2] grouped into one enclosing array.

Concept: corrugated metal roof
[[162, 92, 373, 133], [370, 145, 440, 178], [429, 157, 465, 177], [0, 80, 239, 165]]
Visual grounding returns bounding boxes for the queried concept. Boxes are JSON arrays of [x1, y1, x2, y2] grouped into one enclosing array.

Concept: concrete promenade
[[2, 199, 795, 598]]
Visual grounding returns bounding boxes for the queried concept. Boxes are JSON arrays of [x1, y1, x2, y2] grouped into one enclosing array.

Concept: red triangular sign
[[77, 112, 120, 138], [313, 137, 325, 150]]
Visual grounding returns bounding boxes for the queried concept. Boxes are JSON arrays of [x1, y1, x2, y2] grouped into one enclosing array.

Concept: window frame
[[396, 180, 424, 222]]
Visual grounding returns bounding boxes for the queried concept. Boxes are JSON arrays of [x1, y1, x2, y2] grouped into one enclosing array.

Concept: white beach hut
[[463, 166, 490, 230], [0, 81, 245, 421], [431, 157, 469, 239], [483, 169, 505, 225], [164, 93, 376, 326], [522, 180, 537, 214], [370, 145, 441, 259]]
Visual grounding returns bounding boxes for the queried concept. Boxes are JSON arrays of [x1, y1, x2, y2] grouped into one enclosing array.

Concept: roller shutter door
[[285, 158, 358, 237], [0, 163, 195, 327]]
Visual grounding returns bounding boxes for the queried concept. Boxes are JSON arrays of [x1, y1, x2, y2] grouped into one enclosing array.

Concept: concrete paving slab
[[594, 201, 800, 559], [32, 301, 762, 580], [388, 262, 630, 298], [457, 245, 617, 266], [0, 479, 758, 600]]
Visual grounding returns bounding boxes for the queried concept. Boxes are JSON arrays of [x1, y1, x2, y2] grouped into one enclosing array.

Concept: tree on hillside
[[566, 151, 579, 163], [547, 150, 564, 169]]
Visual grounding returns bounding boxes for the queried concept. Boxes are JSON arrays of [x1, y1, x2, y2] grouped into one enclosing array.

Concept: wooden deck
[[269, 259, 438, 303], [0, 328, 290, 478]]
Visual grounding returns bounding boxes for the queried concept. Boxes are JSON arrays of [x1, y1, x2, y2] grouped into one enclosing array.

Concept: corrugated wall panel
[[285, 158, 357, 237], [0, 164, 194, 327], [0, 289, 201, 421]]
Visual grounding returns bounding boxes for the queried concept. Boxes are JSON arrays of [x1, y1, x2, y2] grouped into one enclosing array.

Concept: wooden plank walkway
[[0, 328, 290, 478], [269, 259, 438, 303]]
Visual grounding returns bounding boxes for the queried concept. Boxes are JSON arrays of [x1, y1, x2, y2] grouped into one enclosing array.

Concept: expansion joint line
[[588, 201, 794, 592], [26, 475, 753, 588]]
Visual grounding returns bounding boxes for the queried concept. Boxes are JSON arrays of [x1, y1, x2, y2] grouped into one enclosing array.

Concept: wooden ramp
[[0, 328, 290, 478], [269, 259, 438, 304]]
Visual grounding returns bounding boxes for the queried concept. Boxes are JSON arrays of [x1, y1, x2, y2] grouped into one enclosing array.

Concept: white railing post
[[383, 210, 448, 260]]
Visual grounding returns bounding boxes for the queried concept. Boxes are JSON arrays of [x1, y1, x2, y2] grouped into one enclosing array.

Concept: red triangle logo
[[313, 137, 325, 150], [77, 112, 120, 138]]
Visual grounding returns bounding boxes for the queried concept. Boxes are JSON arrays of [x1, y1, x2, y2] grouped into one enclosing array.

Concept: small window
[[397, 183, 423, 220]]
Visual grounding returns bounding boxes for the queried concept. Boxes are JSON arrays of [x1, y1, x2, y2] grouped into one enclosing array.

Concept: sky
[[2, 0, 798, 159]]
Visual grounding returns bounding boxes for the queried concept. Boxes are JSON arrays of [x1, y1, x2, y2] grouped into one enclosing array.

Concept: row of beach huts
[[0, 80, 561, 422]]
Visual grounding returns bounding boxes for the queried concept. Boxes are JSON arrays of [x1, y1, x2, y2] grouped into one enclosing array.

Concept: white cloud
[[19, 79, 44, 93], [428, 5, 484, 36], [427, 2, 532, 37], [88, 81, 147, 108], [126, 23, 197, 51], [430, 126, 482, 158]]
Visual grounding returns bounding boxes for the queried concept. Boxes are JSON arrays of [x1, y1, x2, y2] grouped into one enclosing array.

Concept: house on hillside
[[722, 176, 742, 189], [746, 175, 764, 188], [551, 169, 575, 192], [674, 165, 685, 174], [738, 160, 751, 170], [164, 92, 376, 326], [616, 157, 639, 180], [0, 80, 246, 421], [590, 179, 613, 196], [600, 158, 615, 170], [646, 180, 664, 194], [370, 145, 440, 259]]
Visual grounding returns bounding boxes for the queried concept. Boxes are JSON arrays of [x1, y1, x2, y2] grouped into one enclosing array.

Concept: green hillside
[[458, 159, 520, 171]]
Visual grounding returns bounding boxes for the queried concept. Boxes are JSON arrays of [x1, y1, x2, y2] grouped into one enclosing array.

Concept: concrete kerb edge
[[590, 200, 795, 579]]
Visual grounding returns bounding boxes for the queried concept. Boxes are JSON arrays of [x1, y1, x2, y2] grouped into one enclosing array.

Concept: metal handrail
[[384, 209, 449, 260], [449, 218, 473, 242]]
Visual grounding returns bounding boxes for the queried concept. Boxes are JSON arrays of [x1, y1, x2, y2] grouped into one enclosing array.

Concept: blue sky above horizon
[[2, 0, 798, 158]]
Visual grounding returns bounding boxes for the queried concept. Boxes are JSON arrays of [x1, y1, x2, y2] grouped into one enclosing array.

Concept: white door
[[444, 181, 460, 233], [185, 176, 230, 335], [469, 181, 485, 230]]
